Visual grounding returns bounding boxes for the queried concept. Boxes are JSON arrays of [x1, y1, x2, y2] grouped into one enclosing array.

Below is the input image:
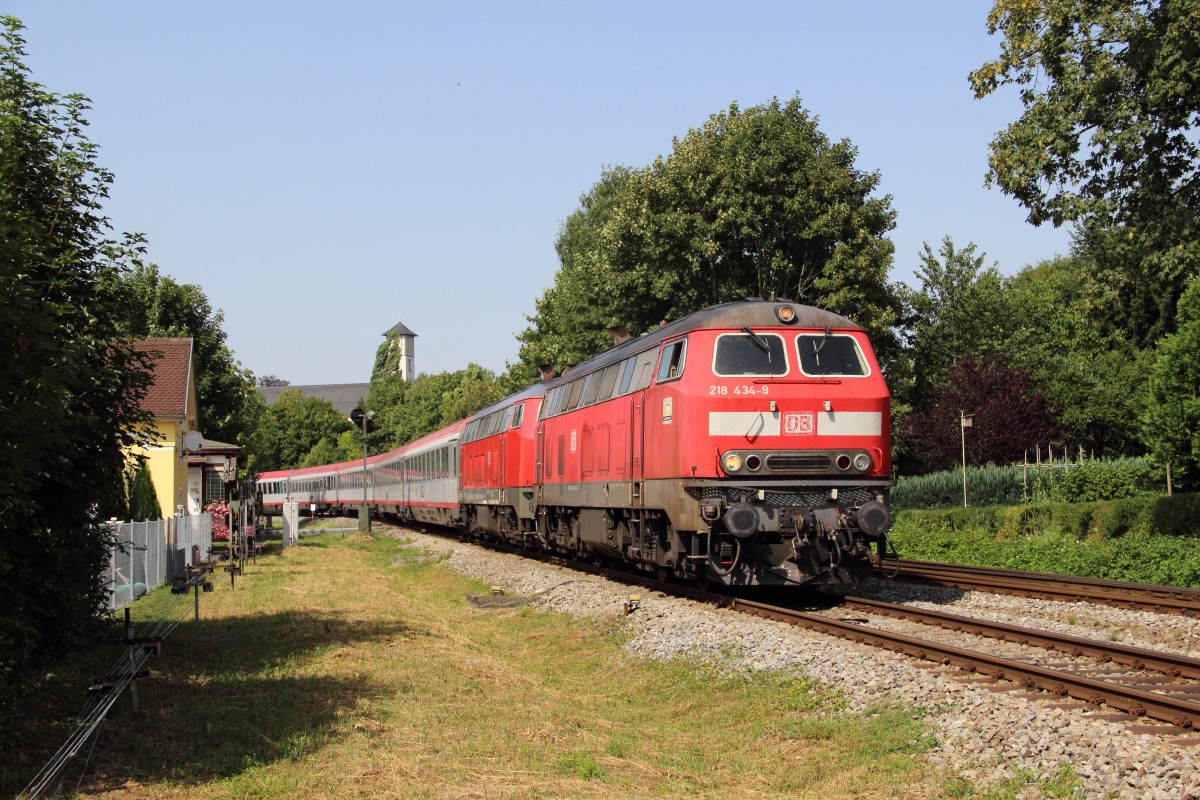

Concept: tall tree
[[246, 389, 351, 472], [971, 0, 1200, 341], [367, 365, 508, 451], [900, 237, 1011, 398], [1001, 256, 1152, 455], [901, 353, 1062, 472], [108, 244, 257, 445], [0, 17, 152, 673], [1142, 278, 1200, 488], [520, 96, 901, 376]]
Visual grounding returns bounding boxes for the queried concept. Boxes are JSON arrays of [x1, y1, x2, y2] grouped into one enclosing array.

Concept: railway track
[[427, 529, 1200, 733], [550, 557, 1200, 731], [879, 558, 1200, 617]]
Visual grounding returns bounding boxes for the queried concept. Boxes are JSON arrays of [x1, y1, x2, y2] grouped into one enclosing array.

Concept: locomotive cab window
[[511, 404, 524, 429], [796, 333, 869, 377], [656, 339, 687, 383], [713, 332, 788, 376]]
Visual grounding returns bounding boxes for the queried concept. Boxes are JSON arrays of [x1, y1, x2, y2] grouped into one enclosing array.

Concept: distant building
[[383, 314, 417, 382], [255, 314, 416, 415], [255, 383, 371, 416]]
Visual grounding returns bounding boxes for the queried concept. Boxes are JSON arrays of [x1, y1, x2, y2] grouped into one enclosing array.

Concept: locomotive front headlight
[[723, 453, 742, 473], [775, 304, 798, 324], [853, 453, 871, 472]]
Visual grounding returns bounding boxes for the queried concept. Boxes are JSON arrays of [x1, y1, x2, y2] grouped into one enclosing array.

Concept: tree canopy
[[246, 389, 352, 473], [1142, 278, 1200, 485], [0, 17, 152, 673], [971, 0, 1200, 340], [108, 244, 257, 446], [519, 96, 901, 376], [900, 353, 1062, 472], [367, 365, 508, 452]]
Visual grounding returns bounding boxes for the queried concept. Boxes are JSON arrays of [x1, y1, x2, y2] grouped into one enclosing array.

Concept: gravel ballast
[[388, 528, 1200, 799]]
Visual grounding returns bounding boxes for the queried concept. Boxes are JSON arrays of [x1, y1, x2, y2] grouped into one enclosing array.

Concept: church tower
[[383, 315, 417, 382]]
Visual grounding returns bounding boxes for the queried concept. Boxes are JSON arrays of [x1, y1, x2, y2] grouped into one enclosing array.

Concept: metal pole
[[960, 410, 968, 508], [361, 417, 371, 532]]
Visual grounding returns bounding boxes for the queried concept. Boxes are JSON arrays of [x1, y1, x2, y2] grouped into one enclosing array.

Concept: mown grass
[[4, 527, 1071, 798]]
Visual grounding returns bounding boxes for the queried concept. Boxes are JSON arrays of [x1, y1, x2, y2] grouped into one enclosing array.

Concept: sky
[[9, 1, 1072, 386]]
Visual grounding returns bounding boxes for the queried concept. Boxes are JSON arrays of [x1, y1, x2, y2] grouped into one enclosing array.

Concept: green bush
[[1151, 493, 1200, 537], [889, 492, 1200, 587], [1029, 457, 1163, 503]]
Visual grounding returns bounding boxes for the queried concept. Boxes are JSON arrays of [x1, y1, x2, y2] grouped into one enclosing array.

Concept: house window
[[202, 468, 225, 506]]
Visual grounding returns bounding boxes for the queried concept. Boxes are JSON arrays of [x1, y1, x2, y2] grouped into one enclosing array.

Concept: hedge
[[887, 492, 1200, 588], [891, 457, 1166, 511]]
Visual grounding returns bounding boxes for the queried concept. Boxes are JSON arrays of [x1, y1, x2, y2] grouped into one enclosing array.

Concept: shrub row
[[891, 457, 1166, 511], [888, 493, 1200, 587]]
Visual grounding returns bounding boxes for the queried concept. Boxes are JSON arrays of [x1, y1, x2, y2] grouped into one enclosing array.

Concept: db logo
[[784, 411, 815, 436]]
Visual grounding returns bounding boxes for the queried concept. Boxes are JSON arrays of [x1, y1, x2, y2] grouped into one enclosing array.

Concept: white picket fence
[[106, 514, 213, 611]]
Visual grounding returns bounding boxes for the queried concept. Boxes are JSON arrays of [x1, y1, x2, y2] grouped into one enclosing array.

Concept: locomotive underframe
[[461, 476, 892, 587]]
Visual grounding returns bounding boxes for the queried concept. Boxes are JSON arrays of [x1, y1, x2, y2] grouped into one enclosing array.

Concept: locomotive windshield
[[796, 333, 869, 376], [713, 332, 788, 376]]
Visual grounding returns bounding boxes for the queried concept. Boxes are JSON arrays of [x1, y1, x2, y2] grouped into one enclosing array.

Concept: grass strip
[[3, 526, 1062, 798]]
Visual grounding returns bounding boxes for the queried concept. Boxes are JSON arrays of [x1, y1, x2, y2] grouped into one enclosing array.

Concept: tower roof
[[383, 318, 417, 337]]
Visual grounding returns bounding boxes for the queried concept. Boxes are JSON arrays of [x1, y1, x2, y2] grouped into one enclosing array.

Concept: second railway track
[[880, 558, 1200, 616]]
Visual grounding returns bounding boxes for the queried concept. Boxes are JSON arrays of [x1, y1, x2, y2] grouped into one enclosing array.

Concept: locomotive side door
[[631, 392, 645, 506], [535, 420, 545, 506], [499, 432, 507, 487]]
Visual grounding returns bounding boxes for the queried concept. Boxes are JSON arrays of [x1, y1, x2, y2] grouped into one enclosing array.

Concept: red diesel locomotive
[[258, 299, 894, 587]]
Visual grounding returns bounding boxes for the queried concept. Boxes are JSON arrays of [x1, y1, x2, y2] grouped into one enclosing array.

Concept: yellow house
[[134, 338, 200, 517]]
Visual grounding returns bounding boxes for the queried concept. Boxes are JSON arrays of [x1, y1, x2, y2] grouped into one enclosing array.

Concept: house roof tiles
[[136, 338, 193, 418]]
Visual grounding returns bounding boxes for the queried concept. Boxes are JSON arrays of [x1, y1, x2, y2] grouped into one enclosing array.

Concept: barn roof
[[136, 338, 194, 419]]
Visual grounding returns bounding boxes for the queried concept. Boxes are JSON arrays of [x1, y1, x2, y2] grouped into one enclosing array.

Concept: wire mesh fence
[[106, 514, 213, 611]]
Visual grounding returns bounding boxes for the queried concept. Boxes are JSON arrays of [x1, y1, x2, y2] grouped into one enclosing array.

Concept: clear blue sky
[[10, 1, 1071, 386]]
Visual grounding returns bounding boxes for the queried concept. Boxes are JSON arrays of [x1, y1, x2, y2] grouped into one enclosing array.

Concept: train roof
[[548, 300, 860, 385], [465, 380, 549, 423]]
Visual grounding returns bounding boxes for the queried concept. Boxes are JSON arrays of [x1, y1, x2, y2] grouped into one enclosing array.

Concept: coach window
[[629, 348, 658, 393], [656, 339, 687, 383], [714, 332, 788, 376], [796, 333, 870, 377]]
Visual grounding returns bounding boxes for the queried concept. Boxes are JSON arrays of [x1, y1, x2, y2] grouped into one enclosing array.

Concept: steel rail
[[827, 592, 1200, 680], [880, 558, 1200, 616], [727, 597, 1200, 730]]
